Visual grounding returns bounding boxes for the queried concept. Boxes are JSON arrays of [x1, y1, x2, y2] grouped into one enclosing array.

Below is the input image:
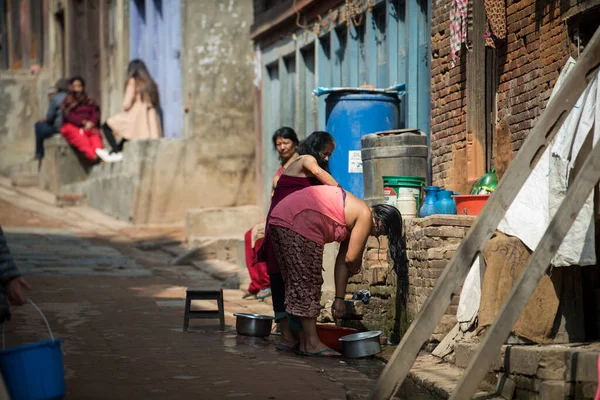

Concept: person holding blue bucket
[[0, 226, 64, 400], [1, 225, 32, 399], [0, 225, 31, 321]]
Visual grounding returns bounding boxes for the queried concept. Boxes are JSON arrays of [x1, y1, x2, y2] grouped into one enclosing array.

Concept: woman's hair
[[272, 126, 299, 148], [371, 204, 408, 294], [55, 78, 70, 92], [127, 59, 160, 109], [70, 76, 85, 88], [297, 131, 335, 171]]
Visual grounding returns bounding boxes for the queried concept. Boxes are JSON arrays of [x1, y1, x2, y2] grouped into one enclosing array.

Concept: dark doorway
[[68, 0, 101, 104], [54, 5, 65, 77]]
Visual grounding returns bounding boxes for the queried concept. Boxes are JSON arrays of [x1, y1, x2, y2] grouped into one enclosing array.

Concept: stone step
[[454, 339, 600, 384], [39, 135, 91, 194], [191, 259, 248, 290], [183, 236, 244, 264], [7, 159, 39, 178], [11, 173, 39, 187], [131, 235, 250, 291], [378, 351, 497, 399], [185, 206, 262, 239], [56, 193, 86, 207]]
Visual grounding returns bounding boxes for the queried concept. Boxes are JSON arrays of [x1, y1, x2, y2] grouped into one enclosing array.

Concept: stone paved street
[[0, 178, 437, 400]]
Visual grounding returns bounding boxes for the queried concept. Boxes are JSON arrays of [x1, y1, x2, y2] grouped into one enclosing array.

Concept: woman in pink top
[[269, 186, 407, 357]]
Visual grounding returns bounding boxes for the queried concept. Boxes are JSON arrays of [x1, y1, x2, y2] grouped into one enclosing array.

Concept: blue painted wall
[[259, 0, 431, 204], [130, 0, 183, 138]]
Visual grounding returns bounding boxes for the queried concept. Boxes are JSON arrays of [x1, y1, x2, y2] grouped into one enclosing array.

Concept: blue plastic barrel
[[325, 92, 400, 198]]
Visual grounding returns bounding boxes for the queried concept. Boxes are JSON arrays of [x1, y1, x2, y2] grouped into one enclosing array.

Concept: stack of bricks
[[405, 215, 475, 341], [342, 215, 475, 343], [343, 235, 401, 341]]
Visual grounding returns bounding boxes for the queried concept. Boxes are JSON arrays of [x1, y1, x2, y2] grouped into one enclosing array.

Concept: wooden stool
[[183, 288, 225, 331]]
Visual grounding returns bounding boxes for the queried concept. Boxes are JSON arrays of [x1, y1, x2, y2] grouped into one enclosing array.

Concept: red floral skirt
[[270, 225, 324, 318]]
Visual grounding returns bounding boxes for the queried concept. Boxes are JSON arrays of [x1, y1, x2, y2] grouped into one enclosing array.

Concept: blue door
[[130, 0, 182, 138]]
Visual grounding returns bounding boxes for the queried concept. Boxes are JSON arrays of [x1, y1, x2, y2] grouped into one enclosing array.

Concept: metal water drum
[[325, 92, 400, 199], [361, 129, 428, 205]]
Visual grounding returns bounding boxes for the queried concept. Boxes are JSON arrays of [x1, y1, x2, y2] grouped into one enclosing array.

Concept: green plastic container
[[383, 176, 426, 216], [471, 168, 498, 194]]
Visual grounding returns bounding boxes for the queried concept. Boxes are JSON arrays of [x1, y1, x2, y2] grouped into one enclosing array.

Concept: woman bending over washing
[[259, 131, 339, 352], [268, 186, 406, 356]]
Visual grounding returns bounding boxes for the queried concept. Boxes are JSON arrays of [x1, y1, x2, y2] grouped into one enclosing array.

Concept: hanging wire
[[292, 0, 373, 37]]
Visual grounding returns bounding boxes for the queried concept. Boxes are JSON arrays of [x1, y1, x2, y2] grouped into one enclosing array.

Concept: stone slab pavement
[[0, 178, 439, 399]]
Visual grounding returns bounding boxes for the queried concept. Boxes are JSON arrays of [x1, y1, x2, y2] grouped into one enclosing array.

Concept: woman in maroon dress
[[242, 127, 300, 300]]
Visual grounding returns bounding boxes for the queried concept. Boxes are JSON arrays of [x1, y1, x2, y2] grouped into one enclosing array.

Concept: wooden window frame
[[0, 0, 8, 69], [0, 0, 45, 70]]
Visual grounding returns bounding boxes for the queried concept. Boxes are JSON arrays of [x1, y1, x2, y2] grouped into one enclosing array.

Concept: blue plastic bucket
[[0, 300, 65, 400]]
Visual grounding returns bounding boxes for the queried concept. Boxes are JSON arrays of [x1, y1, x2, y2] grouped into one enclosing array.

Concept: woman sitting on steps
[[97, 59, 162, 163], [59, 76, 105, 163]]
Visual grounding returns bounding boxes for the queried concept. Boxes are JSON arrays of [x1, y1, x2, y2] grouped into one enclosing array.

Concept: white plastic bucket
[[396, 193, 417, 217]]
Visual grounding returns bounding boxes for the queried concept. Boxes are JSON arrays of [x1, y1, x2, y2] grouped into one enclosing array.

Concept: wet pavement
[[5, 273, 439, 399], [0, 183, 440, 399]]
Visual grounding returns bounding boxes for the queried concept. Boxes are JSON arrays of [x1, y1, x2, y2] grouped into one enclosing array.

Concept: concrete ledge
[[376, 351, 497, 399], [186, 206, 262, 239], [39, 135, 91, 193], [59, 138, 256, 225]]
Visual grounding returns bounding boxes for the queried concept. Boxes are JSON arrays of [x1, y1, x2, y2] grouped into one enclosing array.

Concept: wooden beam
[[368, 26, 600, 400], [366, 8, 377, 86], [250, 0, 312, 39], [406, 0, 419, 127], [451, 124, 600, 399], [349, 20, 359, 88], [386, 0, 398, 87], [316, 33, 331, 130], [0, 1, 8, 69], [466, 0, 487, 180]]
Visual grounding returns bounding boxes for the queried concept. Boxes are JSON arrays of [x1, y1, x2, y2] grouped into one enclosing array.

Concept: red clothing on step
[[60, 123, 103, 162], [244, 229, 270, 294]]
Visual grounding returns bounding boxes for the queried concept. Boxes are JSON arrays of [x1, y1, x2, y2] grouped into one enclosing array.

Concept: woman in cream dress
[[96, 59, 162, 162]]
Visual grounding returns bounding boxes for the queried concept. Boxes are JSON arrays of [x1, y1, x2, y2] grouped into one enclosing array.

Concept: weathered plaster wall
[[99, 0, 129, 121], [62, 136, 257, 225], [0, 72, 47, 172], [181, 0, 256, 207]]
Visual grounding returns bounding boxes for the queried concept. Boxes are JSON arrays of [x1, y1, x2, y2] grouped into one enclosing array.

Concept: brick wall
[[497, 0, 572, 156], [430, 1, 467, 190], [340, 215, 474, 343], [430, 0, 595, 190]]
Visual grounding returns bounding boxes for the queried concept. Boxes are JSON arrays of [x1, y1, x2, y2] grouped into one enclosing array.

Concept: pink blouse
[[268, 185, 348, 245]]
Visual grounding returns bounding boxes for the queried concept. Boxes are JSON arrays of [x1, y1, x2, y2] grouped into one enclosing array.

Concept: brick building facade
[[431, 0, 600, 193]]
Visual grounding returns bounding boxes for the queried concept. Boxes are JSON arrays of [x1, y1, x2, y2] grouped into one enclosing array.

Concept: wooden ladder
[[369, 26, 600, 400]]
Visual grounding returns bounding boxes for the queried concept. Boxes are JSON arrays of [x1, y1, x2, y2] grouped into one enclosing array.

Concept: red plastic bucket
[[316, 324, 358, 352], [452, 194, 491, 216]]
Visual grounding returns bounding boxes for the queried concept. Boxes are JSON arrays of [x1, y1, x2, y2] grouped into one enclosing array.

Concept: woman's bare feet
[[277, 318, 299, 349], [300, 336, 340, 357], [301, 342, 340, 357]]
